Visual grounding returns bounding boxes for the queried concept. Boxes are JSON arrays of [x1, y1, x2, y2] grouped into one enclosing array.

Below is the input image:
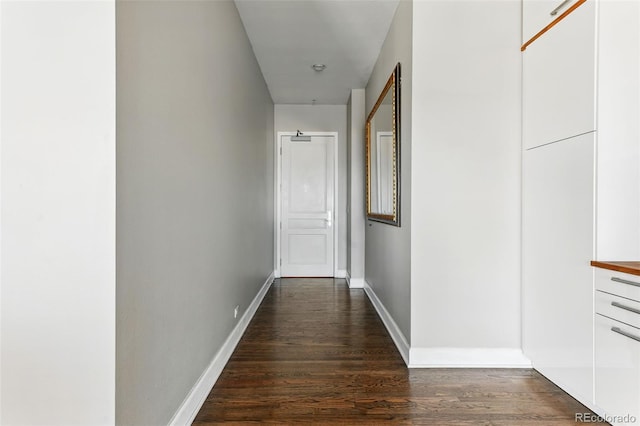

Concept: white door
[[280, 134, 334, 277]]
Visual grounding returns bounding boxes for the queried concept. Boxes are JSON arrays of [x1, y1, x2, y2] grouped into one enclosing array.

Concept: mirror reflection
[[366, 63, 400, 226]]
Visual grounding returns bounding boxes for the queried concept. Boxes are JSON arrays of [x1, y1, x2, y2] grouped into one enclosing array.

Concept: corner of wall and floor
[[168, 272, 275, 425], [361, 0, 530, 370]]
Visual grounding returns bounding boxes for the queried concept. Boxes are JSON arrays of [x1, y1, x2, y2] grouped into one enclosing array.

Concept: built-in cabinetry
[[522, 0, 595, 150], [522, 0, 585, 44], [593, 264, 640, 425], [522, 0, 640, 418], [522, 0, 596, 409], [523, 133, 595, 405]]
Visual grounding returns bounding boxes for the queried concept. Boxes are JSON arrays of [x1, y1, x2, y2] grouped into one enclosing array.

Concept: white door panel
[[288, 234, 328, 264], [289, 143, 328, 213], [281, 135, 334, 277], [523, 133, 595, 404], [522, 0, 584, 46], [522, 0, 596, 149]]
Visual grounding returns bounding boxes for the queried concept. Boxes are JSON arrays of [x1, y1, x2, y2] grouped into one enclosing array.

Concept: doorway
[[276, 132, 338, 277]]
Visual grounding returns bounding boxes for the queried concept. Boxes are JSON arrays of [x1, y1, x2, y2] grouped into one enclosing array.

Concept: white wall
[[347, 89, 366, 286], [1, 2, 116, 424], [596, 0, 640, 260], [274, 105, 348, 273], [116, 1, 274, 424], [410, 0, 523, 361], [364, 0, 412, 342]]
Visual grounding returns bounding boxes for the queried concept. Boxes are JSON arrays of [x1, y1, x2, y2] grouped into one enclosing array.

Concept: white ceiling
[[234, 0, 400, 105]]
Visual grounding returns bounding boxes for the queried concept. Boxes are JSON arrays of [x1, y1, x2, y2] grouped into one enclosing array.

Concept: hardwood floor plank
[[193, 278, 605, 424]]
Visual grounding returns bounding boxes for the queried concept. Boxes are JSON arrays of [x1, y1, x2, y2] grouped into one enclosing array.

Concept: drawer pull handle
[[612, 301, 640, 316], [611, 277, 640, 288], [550, 0, 571, 16], [611, 327, 640, 343]]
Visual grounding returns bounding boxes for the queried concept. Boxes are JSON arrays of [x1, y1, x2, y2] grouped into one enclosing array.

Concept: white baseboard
[[169, 271, 275, 425], [348, 277, 365, 288], [363, 280, 410, 365], [334, 269, 346, 279], [345, 272, 364, 288], [408, 347, 531, 368], [362, 281, 530, 369]]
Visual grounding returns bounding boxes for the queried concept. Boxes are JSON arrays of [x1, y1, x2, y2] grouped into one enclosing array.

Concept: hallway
[[193, 279, 603, 424]]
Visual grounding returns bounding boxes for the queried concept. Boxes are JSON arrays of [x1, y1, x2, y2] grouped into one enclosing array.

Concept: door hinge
[[280, 258, 282, 266], [280, 221, 282, 229], [279, 146, 282, 155]]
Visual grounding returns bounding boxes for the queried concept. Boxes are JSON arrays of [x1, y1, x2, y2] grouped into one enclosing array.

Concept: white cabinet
[[595, 315, 640, 426], [523, 133, 595, 405], [596, 291, 640, 330], [596, 268, 640, 305], [595, 0, 640, 260], [522, 0, 585, 44], [522, 0, 640, 413], [522, 0, 595, 150], [591, 4, 640, 417], [595, 269, 640, 425]]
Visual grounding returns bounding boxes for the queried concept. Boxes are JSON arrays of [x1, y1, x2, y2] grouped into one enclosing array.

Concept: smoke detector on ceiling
[[311, 64, 326, 72]]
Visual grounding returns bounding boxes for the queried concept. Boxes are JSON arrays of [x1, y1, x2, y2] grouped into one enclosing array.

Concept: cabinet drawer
[[596, 290, 640, 329], [523, 0, 584, 46], [596, 268, 640, 303], [522, 0, 595, 149], [595, 314, 640, 425]]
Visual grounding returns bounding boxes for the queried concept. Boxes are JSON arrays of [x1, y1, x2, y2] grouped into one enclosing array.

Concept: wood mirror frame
[[366, 63, 400, 226]]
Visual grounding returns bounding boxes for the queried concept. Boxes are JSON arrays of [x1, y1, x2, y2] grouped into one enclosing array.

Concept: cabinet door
[[522, 0, 595, 150], [523, 133, 595, 406], [595, 314, 640, 425], [522, 0, 584, 45]]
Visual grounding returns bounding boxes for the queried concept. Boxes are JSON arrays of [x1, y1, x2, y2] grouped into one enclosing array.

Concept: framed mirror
[[366, 63, 400, 226]]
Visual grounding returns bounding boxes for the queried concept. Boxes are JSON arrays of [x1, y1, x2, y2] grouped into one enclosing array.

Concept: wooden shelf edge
[[521, 0, 588, 52], [591, 260, 640, 277]]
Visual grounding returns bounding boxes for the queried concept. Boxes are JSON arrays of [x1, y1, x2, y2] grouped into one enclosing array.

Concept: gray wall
[[364, 0, 412, 342], [116, 1, 274, 424], [274, 105, 348, 273]]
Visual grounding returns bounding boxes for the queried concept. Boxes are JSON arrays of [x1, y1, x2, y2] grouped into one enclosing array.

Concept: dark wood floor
[[194, 278, 605, 424]]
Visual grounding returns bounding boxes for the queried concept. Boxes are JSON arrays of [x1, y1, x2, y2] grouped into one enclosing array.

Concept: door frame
[[275, 131, 339, 278]]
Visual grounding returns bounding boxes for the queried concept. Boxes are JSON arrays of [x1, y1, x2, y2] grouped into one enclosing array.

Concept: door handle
[[612, 276, 640, 288], [550, 0, 571, 16], [611, 327, 640, 343], [611, 301, 640, 316]]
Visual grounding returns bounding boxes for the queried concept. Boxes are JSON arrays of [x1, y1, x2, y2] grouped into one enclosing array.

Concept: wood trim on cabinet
[[591, 261, 640, 277], [521, 0, 588, 51]]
